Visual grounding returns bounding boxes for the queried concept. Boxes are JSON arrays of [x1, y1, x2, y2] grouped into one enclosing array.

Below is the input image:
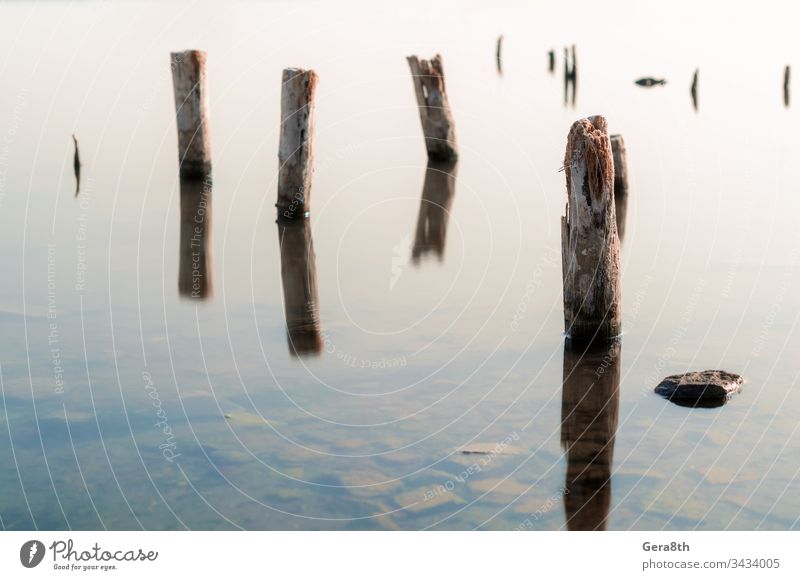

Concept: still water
[[1, 0, 799, 530]]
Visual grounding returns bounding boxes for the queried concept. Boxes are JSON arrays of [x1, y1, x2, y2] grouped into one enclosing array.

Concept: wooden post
[[496, 35, 504, 74], [548, 49, 555, 73], [412, 161, 458, 263], [690, 68, 699, 111], [178, 174, 213, 300], [72, 134, 81, 197], [561, 116, 621, 340], [609, 134, 628, 197], [278, 220, 322, 356], [784, 65, 791, 108], [561, 338, 620, 531], [407, 54, 458, 162], [171, 50, 211, 178], [277, 68, 318, 220]]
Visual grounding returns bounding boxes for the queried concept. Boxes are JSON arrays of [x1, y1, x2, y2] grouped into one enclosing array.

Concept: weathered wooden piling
[[277, 68, 318, 220], [690, 68, 699, 111], [784, 65, 791, 108], [278, 220, 322, 356], [496, 35, 504, 74], [407, 54, 458, 162], [561, 338, 620, 530], [412, 161, 458, 263], [171, 50, 211, 178], [72, 134, 81, 197], [609, 134, 628, 197], [179, 174, 213, 300], [548, 49, 555, 73], [561, 116, 622, 340]]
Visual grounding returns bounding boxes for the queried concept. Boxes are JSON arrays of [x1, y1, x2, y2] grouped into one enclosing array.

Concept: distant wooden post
[[784, 65, 791, 108], [407, 54, 458, 162], [548, 49, 555, 73], [171, 50, 211, 178], [609, 134, 628, 197], [690, 68, 699, 111], [561, 116, 621, 340], [496, 35, 504, 74], [277, 68, 318, 220]]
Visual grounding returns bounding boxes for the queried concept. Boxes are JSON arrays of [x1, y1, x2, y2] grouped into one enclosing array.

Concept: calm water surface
[[0, 0, 799, 530]]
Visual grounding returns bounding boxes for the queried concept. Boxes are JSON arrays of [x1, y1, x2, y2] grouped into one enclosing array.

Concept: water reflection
[[560, 339, 621, 531], [412, 161, 458, 263], [277, 219, 322, 357], [178, 175, 213, 300]]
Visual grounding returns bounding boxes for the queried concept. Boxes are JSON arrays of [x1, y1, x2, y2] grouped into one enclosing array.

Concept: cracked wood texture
[[407, 54, 458, 162], [171, 50, 212, 178], [278, 68, 318, 219], [561, 116, 622, 340]]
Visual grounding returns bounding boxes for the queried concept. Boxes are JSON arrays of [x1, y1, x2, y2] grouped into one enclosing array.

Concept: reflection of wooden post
[[561, 116, 621, 340], [561, 339, 620, 531], [407, 54, 458, 162], [171, 50, 211, 178], [278, 68, 318, 220], [412, 161, 458, 263], [278, 221, 322, 356], [179, 174, 213, 300]]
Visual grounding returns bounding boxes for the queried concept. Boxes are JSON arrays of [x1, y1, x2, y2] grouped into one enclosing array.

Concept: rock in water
[[655, 370, 743, 404]]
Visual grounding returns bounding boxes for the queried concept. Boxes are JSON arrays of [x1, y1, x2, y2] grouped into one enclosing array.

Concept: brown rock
[[655, 370, 743, 405]]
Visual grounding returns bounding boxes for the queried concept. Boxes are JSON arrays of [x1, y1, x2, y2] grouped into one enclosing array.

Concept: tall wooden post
[[171, 50, 211, 178], [407, 54, 458, 162], [277, 68, 318, 220], [561, 116, 621, 340]]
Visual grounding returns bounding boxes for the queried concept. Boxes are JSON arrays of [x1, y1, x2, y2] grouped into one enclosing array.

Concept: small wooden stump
[[171, 50, 211, 178], [278, 220, 322, 356], [561, 116, 622, 340], [178, 174, 213, 300], [278, 68, 318, 220], [407, 54, 458, 162], [609, 134, 629, 197], [655, 370, 743, 407]]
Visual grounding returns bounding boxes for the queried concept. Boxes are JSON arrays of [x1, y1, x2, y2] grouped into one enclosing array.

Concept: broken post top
[[407, 54, 458, 162], [277, 67, 318, 220], [171, 49, 211, 179], [565, 116, 614, 212]]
